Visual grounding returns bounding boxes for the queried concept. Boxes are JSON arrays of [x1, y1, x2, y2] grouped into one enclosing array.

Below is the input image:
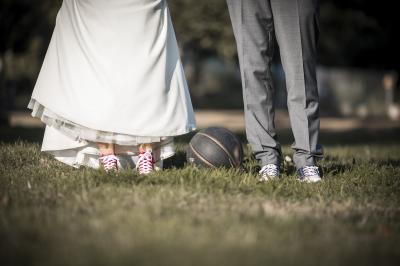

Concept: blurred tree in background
[[168, 0, 399, 71], [318, 0, 399, 70], [169, 0, 236, 60], [0, 0, 398, 117], [0, 0, 62, 122]]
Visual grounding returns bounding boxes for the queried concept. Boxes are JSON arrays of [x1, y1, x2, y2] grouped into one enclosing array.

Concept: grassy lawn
[[1, 127, 400, 266]]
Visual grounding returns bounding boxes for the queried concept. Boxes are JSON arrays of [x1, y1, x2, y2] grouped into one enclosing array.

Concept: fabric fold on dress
[[28, 0, 196, 169]]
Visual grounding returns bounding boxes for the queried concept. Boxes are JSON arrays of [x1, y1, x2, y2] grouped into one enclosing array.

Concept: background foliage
[[0, 0, 398, 111]]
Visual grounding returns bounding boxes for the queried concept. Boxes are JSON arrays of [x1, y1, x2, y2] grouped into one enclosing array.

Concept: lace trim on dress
[[28, 98, 173, 146]]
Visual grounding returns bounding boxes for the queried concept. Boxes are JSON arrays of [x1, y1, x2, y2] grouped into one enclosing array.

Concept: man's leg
[[226, 0, 282, 167], [270, 0, 323, 168]]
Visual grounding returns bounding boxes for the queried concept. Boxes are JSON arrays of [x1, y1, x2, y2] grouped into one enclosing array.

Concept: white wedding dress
[[28, 0, 196, 169]]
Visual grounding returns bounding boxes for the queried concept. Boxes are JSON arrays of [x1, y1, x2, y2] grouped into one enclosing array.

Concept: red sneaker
[[99, 154, 119, 172], [136, 149, 155, 175]]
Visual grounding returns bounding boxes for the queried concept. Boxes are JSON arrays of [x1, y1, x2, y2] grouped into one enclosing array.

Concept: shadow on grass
[[164, 150, 187, 169], [321, 162, 354, 177], [372, 158, 400, 168], [2, 126, 400, 174], [0, 126, 44, 143]]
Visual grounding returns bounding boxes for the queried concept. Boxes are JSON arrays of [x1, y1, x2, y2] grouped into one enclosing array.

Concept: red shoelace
[[136, 150, 155, 174], [99, 154, 119, 172]]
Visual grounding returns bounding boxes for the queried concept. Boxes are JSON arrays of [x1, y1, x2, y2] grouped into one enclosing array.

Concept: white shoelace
[[99, 154, 119, 172], [259, 164, 280, 180], [300, 166, 319, 176], [136, 150, 155, 175], [298, 166, 321, 182]]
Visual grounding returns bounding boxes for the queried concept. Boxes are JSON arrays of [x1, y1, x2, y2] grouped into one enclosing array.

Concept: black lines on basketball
[[188, 142, 216, 167], [186, 127, 244, 168], [197, 132, 236, 167]]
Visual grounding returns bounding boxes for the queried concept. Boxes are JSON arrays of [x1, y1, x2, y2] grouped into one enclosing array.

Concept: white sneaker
[[297, 166, 322, 183], [259, 164, 280, 181], [136, 149, 155, 175]]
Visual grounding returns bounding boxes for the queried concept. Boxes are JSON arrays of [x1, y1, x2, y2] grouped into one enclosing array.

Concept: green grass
[[1, 134, 400, 266]]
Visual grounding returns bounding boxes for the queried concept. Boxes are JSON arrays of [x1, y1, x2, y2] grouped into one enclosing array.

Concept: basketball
[[186, 127, 244, 168]]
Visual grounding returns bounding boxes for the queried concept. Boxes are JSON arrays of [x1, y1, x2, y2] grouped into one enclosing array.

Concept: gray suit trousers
[[226, 0, 323, 168]]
